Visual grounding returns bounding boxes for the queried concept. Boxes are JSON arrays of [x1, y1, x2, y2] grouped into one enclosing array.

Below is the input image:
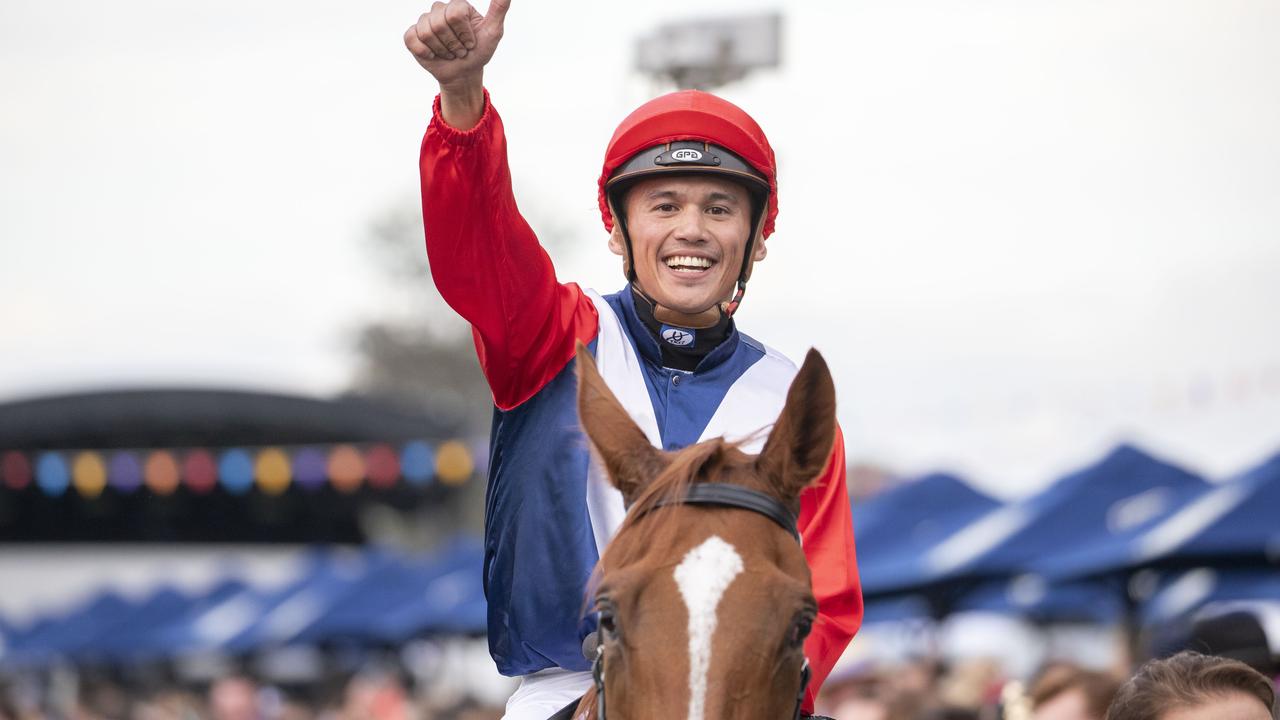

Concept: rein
[[586, 482, 811, 720]]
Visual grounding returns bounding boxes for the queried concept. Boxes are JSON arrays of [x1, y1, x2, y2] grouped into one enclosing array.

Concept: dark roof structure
[[0, 388, 455, 450], [0, 388, 474, 544]]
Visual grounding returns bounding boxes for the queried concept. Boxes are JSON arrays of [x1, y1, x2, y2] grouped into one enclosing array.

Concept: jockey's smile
[[609, 175, 766, 317]]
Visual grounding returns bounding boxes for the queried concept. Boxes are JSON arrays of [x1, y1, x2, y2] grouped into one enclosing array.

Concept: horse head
[[573, 343, 836, 720]]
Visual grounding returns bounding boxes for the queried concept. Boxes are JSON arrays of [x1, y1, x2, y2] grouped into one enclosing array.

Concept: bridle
[[588, 482, 812, 720]]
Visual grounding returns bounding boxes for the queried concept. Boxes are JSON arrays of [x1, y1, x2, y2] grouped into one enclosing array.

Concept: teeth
[[665, 255, 713, 270]]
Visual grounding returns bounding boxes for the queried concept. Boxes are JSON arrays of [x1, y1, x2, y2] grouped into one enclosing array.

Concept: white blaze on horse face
[[673, 535, 744, 720]]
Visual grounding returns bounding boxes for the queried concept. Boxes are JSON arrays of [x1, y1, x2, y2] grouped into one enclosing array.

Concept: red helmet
[[598, 91, 779, 239]]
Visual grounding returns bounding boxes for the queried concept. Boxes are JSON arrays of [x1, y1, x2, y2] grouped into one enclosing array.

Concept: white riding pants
[[502, 667, 594, 720]]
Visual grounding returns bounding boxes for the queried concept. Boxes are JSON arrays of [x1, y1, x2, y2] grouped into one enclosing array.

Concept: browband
[[649, 483, 800, 541]]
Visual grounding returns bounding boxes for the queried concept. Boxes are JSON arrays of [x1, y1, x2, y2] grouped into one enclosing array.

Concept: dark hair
[[1105, 651, 1276, 720], [1030, 665, 1121, 719], [1187, 610, 1277, 676]]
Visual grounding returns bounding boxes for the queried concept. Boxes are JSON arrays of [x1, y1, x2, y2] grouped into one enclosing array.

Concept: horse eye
[[597, 604, 618, 638], [788, 617, 812, 648], [600, 614, 620, 645]]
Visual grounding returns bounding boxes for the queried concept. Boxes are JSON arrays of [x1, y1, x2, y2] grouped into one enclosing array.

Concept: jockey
[[405, 2, 863, 718]]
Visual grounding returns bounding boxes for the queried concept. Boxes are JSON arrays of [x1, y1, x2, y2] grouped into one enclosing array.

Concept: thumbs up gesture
[[404, 0, 510, 90]]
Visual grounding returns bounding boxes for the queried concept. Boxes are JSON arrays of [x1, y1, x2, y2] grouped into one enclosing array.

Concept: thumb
[[484, 0, 510, 29]]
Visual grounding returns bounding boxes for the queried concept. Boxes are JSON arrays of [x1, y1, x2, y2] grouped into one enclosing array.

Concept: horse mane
[[587, 436, 746, 605]]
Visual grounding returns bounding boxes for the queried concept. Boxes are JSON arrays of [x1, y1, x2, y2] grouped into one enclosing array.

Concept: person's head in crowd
[[937, 658, 1003, 710], [1105, 651, 1275, 720], [1029, 665, 1122, 720], [341, 672, 408, 720], [1186, 609, 1277, 677], [208, 675, 259, 720]]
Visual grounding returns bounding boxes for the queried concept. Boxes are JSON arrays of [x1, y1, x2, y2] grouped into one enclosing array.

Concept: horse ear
[[576, 342, 667, 504], [756, 349, 837, 501]]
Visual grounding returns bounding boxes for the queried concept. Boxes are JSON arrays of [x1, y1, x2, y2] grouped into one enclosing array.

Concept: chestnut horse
[[566, 343, 836, 720]]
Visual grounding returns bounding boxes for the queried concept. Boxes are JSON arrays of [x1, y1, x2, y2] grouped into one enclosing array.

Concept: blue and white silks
[[482, 287, 798, 676]]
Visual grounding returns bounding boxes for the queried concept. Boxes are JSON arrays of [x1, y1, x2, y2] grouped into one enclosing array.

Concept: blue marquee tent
[[1129, 453, 1280, 568], [370, 539, 487, 640], [1040, 451, 1280, 581], [861, 595, 933, 625], [853, 473, 999, 598], [6, 591, 135, 666], [952, 576, 1127, 624], [286, 537, 485, 645], [133, 579, 275, 658], [90, 581, 247, 662], [215, 550, 405, 653], [0, 617, 12, 663], [68, 587, 191, 662], [0, 540, 490, 666], [895, 445, 1207, 595], [1141, 566, 1280, 625]]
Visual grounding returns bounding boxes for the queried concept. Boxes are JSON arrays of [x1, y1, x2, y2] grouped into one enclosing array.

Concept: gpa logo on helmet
[[661, 326, 695, 347], [670, 148, 703, 162]]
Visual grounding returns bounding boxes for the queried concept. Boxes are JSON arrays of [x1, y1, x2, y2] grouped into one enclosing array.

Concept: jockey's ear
[[756, 349, 837, 503], [576, 342, 669, 504]]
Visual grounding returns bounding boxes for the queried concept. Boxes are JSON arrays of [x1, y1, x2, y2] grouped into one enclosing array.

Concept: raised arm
[[405, 0, 597, 409], [797, 424, 863, 714]]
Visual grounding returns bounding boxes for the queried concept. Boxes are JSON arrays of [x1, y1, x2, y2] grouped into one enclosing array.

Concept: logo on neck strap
[[661, 325, 695, 347]]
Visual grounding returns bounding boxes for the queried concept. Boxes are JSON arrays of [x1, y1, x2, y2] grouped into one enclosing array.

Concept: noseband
[[588, 482, 811, 720]]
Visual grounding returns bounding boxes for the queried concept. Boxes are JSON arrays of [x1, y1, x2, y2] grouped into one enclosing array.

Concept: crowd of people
[[2, 648, 1275, 720], [0, 669, 505, 720], [816, 651, 1276, 720]]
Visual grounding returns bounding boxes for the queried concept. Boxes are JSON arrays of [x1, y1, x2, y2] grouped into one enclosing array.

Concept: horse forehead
[[673, 535, 744, 599]]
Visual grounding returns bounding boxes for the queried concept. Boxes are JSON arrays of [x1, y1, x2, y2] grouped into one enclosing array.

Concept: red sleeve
[[419, 90, 598, 410], [797, 424, 862, 713]]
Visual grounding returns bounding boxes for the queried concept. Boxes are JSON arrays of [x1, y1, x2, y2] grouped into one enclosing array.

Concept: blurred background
[[2, 0, 1278, 718]]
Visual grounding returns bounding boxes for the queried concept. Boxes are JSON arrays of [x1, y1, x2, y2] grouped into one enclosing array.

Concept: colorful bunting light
[[184, 449, 218, 495], [2, 439, 474, 497], [436, 440, 473, 486], [2, 451, 31, 490], [292, 447, 327, 491], [35, 452, 69, 497], [109, 451, 143, 493], [255, 448, 292, 495], [72, 451, 107, 499], [328, 444, 364, 493], [219, 449, 254, 495], [401, 441, 435, 487], [145, 451, 181, 496], [365, 444, 400, 489]]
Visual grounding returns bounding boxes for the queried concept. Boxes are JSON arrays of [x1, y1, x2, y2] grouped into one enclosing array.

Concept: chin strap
[[722, 279, 747, 318], [632, 284, 722, 329]]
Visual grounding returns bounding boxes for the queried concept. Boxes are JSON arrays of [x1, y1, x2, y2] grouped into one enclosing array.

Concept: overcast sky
[[3, 0, 1278, 496]]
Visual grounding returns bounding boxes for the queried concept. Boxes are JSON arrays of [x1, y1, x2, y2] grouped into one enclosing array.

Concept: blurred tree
[[346, 192, 577, 543], [346, 199, 487, 434]]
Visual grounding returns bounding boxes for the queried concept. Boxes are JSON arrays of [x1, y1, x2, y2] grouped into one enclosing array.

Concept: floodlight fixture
[[635, 13, 782, 91]]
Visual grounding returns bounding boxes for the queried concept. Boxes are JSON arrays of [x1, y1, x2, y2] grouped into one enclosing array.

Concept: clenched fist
[[405, 0, 509, 89]]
